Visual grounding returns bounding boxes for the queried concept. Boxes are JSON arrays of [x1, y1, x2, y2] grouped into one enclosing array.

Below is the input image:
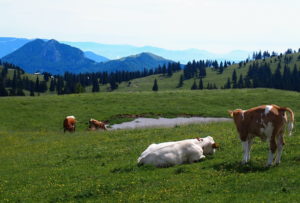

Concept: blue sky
[[0, 0, 299, 53]]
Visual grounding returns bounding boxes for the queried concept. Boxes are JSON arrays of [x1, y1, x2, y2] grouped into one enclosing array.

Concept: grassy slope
[[0, 89, 300, 202], [116, 52, 300, 92]]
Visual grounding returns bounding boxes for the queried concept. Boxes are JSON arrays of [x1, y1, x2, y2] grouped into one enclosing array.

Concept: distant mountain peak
[[1, 39, 173, 74], [2, 39, 95, 74]]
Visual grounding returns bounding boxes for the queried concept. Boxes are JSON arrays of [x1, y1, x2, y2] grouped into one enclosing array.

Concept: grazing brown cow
[[228, 104, 294, 166], [89, 119, 107, 131], [63, 116, 76, 133]]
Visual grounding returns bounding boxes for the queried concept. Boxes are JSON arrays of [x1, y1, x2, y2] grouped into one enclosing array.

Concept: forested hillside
[[1, 49, 300, 96]]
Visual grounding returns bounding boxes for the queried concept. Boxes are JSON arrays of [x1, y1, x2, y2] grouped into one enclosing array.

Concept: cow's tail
[[280, 107, 295, 136]]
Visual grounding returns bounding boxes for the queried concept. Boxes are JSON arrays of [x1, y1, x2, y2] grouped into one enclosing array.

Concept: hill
[[115, 51, 300, 92], [1, 39, 173, 74], [0, 89, 299, 202], [94, 52, 173, 72], [2, 39, 96, 74], [84, 51, 109, 62]]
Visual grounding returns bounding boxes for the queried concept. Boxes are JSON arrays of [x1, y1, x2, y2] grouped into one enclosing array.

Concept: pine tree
[[92, 78, 100, 92], [49, 79, 56, 91], [273, 63, 282, 89], [225, 78, 231, 89], [0, 78, 8, 96], [191, 80, 197, 90], [11, 70, 17, 94], [232, 69, 237, 88], [30, 83, 35, 96], [35, 76, 40, 92], [167, 64, 173, 77], [110, 78, 118, 91], [237, 74, 244, 88], [177, 75, 184, 88], [244, 76, 252, 88], [152, 78, 158, 91], [199, 78, 203, 90], [1, 67, 8, 78]]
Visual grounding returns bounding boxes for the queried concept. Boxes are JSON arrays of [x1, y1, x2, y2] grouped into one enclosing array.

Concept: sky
[[0, 0, 299, 53]]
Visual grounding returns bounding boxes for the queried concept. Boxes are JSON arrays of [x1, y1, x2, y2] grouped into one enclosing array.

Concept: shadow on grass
[[110, 164, 157, 174], [213, 161, 270, 173]]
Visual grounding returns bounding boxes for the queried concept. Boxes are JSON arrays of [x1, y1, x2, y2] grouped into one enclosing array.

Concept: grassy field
[[0, 89, 300, 202]]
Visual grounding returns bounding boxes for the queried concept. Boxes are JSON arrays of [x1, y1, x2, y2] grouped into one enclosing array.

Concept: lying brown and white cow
[[228, 104, 294, 166], [63, 116, 77, 133], [88, 119, 107, 131], [137, 136, 219, 167]]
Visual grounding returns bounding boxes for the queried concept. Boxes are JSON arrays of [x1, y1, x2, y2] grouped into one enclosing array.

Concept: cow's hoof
[[265, 163, 273, 167], [241, 161, 248, 165]]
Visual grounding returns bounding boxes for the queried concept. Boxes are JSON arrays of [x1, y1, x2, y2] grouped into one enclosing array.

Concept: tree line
[[0, 60, 181, 96], [223, 60, 300, 92]]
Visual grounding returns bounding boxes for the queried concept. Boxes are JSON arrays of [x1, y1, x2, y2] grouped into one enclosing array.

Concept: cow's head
[[201, 136, 219, 155], [228, 109, 245, 123]]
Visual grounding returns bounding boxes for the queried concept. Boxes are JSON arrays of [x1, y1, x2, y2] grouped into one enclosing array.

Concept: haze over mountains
[[0, 37, 251, 63], [64, 41, 252, 63], [1, 39, 173, 74]]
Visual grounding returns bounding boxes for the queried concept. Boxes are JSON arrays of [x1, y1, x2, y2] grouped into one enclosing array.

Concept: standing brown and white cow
[[228, 104, 294, 166], [63, 116, 77, 133]]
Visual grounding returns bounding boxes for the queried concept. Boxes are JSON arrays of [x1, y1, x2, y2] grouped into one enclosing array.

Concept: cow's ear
[[228, 110, 233, 117], [212, 143, 220, 149]]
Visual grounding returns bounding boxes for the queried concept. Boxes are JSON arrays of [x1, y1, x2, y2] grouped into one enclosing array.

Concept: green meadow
[[0, 89, 300, 202]]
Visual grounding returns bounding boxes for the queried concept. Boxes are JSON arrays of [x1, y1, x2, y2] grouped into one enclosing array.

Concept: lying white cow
[[137, 136, 218, 167]]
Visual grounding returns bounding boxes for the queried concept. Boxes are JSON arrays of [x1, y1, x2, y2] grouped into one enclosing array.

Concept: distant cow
[[63, 116, 76, 133], [88, 119, 107, 131], [137, 136, 218, 167], [228, 104, 294, 166]]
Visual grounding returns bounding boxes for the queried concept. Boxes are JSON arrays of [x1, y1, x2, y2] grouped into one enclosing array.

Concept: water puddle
[[109, 117, 232, 130]]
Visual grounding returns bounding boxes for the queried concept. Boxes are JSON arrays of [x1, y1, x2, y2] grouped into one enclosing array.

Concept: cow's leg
[[267, 136, 277, 166], [275, 133, 284, 165], [241, 141, 249, 164], [247, 139, 253, 162], [189, 148, 205, 163]]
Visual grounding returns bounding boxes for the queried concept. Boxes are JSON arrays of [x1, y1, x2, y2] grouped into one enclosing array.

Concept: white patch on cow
[[260, 122, 274, 141], [241, 141, 249, 164], [241, 111, 245, 120], [287, 122, 294, 136], [67, 116, 75, 119], [267, 151, 274, 166], [264, 105, 273, 115]]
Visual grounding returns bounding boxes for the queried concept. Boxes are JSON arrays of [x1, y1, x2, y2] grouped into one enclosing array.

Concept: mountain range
[[64, 42, 252, 63], [0, 37, 252, 63], [1, 39, 173, 74]]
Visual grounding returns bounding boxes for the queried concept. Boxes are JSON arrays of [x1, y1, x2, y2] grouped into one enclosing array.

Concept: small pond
[[109, 117, 232, 130]]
